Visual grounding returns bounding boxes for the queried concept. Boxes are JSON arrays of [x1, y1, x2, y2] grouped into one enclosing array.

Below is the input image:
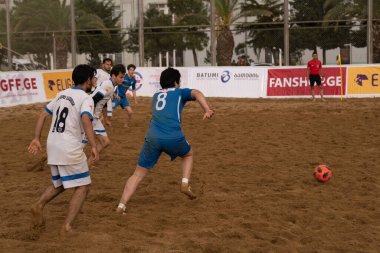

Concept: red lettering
[[0, 79, 8, 92], [8, 79, 14, 91], [31, 78, 37, 89], [15, 79, 21, 90], [24, 78, 31, 89]]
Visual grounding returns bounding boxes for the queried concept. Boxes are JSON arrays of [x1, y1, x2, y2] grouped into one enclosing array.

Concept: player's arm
[[190, 89, 214, 120], [81, 114, 99, 163], [28, 109, 50, 155], [306, 65, 310, 77]]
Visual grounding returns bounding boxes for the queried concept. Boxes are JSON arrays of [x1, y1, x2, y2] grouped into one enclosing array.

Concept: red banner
[[267, 67, 346, 96]]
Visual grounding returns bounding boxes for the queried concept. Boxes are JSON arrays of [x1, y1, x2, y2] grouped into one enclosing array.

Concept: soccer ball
[[313, 164, 332, 182]]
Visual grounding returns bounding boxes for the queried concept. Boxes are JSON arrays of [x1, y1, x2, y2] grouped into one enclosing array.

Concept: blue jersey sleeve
[[181, 88, 194, 102]]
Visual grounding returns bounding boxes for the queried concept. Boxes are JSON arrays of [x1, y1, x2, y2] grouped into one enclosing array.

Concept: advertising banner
[[42, 71, 73, 100], [267, 67, 346, 97], [188, 67, 266, 98], [0, 71, 46, 107], [347, 66, 380, 95]]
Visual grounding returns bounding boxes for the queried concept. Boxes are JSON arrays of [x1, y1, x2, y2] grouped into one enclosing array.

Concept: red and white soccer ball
[[313, 164, 332, 183]]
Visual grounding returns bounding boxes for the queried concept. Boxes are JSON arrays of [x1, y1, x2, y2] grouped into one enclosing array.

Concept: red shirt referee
[[307, 52, 325, 101]]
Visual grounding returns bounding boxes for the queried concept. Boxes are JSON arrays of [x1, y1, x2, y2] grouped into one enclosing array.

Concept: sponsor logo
[[132, 72, 143, 91], [233, 72, 259, 80], [221, 71, 231, 83], [196, 72, 219, 80], [354, 74, 368, 86], [353, 73, 379, 87], [195, 70, 260, 82], [268, 76, 342, 88]]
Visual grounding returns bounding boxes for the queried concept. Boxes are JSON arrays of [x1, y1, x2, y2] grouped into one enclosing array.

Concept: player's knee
[[101, 137, 111, 147], [182, 149, 193, 158]]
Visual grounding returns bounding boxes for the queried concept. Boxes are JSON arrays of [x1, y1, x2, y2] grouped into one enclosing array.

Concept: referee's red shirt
[[307, 60, 322, 75]]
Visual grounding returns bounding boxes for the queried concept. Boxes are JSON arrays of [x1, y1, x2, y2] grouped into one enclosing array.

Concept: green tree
[[12, 0, 115, 69], [323, 0, 380, 62], [215, 0, 241, 66], [168, 0, 209, 66], [0, 9, 7, 68], [12, 0, 71, 68], [76, 0, 125, 67], [125, 7, 184, 66], [291, 0, 351, 64], [239, 0, 283, 65]]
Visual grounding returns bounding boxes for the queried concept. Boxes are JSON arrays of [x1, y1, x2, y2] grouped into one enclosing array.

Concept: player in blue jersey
[[112, 64, 138, 127], [116, 67, 214, 214]]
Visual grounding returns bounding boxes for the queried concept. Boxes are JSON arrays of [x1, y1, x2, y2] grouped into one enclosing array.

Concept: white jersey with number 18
[[45, 87, 94, 165]]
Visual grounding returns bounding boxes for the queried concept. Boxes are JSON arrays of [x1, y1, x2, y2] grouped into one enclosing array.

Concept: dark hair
[[103, 58, 112, 64], [312, 51, 318, 55], [110, 64, 126, 77], [72, 64, 96, 85], [160, 67, 181, 89], [127, 64, 136, 71]]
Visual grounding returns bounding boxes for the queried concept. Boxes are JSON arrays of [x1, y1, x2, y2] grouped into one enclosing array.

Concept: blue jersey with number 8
[[147, 88, 194, 139]]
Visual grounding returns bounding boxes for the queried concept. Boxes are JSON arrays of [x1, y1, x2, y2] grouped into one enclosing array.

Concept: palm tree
[[215, 0, 241, 66], [12, 0, 107, 69]]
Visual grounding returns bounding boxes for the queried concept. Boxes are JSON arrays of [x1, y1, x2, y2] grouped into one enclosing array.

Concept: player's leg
[[90, 118, 110, 164], [121, 97, 132, 128], [62, 185, 90, 233], [31, 185, 64, 227], [124, 106, 133, 128], [116, 136, 160, 214], [116, 166, 149, 214], [179, 149, 197, 200], [317, 76, 324, 101], [96, 134, 111, 153], [163, 138, 196, 199], [31, 165, 65, 227], [310, 78, 316, 101], [60, 160, 91, 232]]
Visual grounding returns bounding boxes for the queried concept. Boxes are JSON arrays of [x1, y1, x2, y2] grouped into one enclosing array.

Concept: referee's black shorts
[[309, 74, 322, 87]]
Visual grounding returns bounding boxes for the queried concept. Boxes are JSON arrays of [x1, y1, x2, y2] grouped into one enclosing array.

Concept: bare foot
[[61, 224, 73, 234], [321, 98, 326, 102], [180, 183, 197, 200], [31, 203, 44, 228], [123, 123, 129, 128], [312, 98, 316, 102]]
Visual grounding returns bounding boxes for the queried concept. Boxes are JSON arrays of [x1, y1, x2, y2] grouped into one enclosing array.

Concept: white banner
[[188, 67, 267, 98], [127, 67, 190, 97], [0, 71, 46, 107]]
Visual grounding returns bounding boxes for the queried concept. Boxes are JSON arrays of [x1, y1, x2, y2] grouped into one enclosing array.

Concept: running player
[[28, 64, 99, 233], [112, 64, 137, 127], [96, 58, 113, 127], [90, 64, 126, 157], [307, 52, 325, 101], [116, 67, 214, 214]]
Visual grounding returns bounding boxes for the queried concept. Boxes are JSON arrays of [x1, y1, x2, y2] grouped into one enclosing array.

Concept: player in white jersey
[[90, 64, 126, 157], [28, 65, 99, 233], [95, 58, 113, 127]]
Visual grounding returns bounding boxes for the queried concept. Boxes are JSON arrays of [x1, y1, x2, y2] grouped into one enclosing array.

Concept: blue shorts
[[138, 136, 191, 169], [112, 96, 130, 109]]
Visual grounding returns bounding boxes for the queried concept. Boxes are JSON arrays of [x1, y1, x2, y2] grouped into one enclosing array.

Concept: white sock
[[118, 203, 126, 211], [182, 178, 189, 184]]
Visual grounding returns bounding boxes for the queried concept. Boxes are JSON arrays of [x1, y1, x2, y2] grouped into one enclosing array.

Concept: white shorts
[[50, 160, 91, 189], [92, 118, 107, 136]]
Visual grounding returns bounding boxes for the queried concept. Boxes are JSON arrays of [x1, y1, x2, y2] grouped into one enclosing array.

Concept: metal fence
[[0, 0, 378, 71]]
